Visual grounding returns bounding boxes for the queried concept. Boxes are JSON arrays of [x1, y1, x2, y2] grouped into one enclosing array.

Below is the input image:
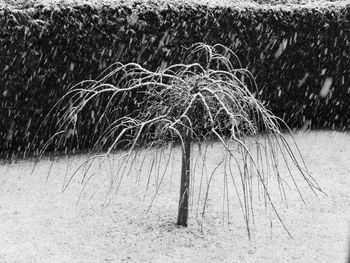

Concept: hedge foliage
[[1, 2, 349, 157]]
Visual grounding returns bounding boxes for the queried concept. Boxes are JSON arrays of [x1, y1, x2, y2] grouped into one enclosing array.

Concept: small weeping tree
[[39, 43, 322, 235]]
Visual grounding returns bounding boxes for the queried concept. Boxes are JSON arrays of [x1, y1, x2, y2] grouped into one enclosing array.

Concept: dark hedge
[[1, 3, 350, 157]]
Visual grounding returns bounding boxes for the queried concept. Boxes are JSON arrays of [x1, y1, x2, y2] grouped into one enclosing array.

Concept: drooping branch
[[40, 43, 323, 235]]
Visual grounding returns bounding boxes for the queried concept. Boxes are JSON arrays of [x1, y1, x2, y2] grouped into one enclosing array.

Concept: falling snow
[[320, 77, 333, 98]]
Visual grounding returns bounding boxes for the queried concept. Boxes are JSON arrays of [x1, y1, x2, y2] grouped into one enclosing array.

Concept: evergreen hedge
[[1, 2, 349, 157]]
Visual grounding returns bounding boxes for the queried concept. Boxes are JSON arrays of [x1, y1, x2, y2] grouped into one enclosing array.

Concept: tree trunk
[[177, 132, 191, 226]]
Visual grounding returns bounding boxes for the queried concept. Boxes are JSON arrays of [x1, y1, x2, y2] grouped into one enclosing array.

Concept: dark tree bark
[[177, 132, 191, 226]]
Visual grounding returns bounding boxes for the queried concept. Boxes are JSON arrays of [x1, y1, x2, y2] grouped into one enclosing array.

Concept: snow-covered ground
[[0, 131, 349, 262]]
